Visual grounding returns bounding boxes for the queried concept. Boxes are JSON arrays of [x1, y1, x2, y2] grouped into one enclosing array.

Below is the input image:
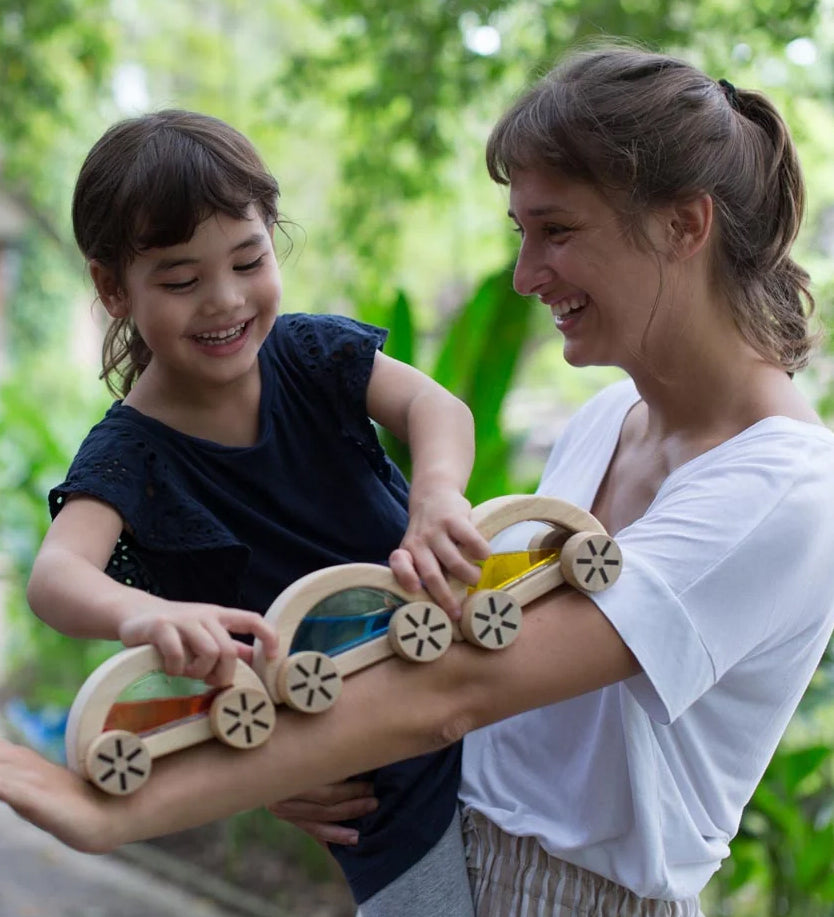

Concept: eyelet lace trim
[[283, 313, 391, 479], [50, 429, 249, 603], [104, 534, 159, 593]]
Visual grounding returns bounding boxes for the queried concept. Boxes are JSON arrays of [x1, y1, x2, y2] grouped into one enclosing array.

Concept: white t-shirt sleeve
[[594, 424, 834, 724]]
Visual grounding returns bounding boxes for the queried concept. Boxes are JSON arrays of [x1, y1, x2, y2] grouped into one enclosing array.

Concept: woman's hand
[[390, 488, 491, 618], [0, 740, 120, 853], [266, 780, 378, 847], [118, 600, 279, 687]]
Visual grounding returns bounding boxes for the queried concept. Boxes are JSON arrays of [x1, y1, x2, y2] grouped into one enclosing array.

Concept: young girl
[[24, 110, 488, 916], [4, 45, 834, 917]]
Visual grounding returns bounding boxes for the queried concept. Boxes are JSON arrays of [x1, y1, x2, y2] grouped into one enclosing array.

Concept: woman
[[2, 43, 834, 917]]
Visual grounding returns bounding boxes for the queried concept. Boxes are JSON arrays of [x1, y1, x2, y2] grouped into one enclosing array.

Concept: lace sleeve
[[279, 313, 393, 477], [49, 417, 250, 605]]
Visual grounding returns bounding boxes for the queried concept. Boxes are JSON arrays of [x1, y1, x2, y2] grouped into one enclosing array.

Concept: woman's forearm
[[117, 588, 638, 844], [0, 588, 637, 852]]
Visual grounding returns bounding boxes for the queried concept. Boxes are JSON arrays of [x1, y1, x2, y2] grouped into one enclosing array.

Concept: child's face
[[104, 207, 281, 393]]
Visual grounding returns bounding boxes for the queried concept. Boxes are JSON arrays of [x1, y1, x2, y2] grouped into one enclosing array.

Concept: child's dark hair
[[487, 43, 817, 372], [73, 109, 282, 396]]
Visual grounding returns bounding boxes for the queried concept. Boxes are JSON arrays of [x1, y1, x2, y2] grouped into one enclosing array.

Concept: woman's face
[[508, 168, 677, 372]]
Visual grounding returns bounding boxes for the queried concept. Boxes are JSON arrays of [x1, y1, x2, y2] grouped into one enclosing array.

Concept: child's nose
[[204, 278, 245, 313]]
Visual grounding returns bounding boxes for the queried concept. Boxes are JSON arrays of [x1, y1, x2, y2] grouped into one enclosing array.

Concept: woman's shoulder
[[680, 415, 834, 489]]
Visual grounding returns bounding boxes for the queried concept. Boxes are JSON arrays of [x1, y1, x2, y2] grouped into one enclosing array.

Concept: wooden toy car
[[66, 495, 620, 794], [64, 646, 276, 796], [251, 494, 622, 714]]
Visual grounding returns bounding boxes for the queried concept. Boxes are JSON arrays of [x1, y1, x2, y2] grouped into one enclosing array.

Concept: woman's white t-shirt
[[460, 379, 834, 899]]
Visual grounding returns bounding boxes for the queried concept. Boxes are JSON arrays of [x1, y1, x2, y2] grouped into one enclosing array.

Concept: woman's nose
[[513, 241, 546, 296]]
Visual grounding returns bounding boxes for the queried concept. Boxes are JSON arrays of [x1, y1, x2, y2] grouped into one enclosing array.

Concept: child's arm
[[27, 496, 278, 685], [366, 351, 491, 616]]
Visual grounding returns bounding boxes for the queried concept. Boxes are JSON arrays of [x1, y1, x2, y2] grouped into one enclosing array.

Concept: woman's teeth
[[552, 295, 587, 318]]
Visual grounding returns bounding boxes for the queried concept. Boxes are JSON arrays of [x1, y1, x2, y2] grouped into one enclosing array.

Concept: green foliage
[[271, 0, 826, 304], [704, 649, 834, 915], [0, 360, 115, 707], [0, 0, 117, 235]]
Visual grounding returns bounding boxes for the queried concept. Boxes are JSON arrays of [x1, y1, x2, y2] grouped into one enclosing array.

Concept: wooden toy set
[[65, 495, 622, 795]]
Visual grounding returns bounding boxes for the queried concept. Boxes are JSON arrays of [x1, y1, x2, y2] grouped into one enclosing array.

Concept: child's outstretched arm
[[366, 351, 491, 616], [27, 496, 278, 685]]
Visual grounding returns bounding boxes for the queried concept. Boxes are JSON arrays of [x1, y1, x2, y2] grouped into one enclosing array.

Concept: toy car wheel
[[85, 729, 152, 796], [209, 686, 276, 749], [389, 602, 453, 663], [560, 532, 623, 593], [276, 651, 343, 714], [460, 590, 523, 650]]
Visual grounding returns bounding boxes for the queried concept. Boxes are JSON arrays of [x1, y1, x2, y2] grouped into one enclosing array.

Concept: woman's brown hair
[[72, 110, 282, 396], [487, 43, 817, 372]]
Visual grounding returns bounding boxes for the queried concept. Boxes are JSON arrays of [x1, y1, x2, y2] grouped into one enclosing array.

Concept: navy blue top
[[50, 312, 461, 903]]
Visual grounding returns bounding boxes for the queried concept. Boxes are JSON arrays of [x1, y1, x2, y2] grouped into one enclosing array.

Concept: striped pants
[[463, 810, 705, 917]]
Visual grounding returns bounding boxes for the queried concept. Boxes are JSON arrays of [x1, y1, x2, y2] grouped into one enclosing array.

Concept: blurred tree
[[0, 0, 116, 236], [276, 0, 826, 306], [0, 0, 119, 363]]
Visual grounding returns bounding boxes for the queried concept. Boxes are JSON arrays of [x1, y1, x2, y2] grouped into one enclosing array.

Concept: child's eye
[[235, 255, 265, 272], [161, 279, 196, 291]]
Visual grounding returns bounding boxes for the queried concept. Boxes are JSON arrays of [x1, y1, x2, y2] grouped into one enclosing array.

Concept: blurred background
[[2, 1, 834, 914]]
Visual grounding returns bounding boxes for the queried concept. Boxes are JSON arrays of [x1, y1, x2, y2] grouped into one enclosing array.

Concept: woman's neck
[[631, 350, 817, 441]]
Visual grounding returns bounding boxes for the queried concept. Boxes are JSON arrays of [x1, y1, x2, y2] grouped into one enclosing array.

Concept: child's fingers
[[198, 619, 241, 686], [267, 780, 379, 846], [123, 619, 187, 677], [388, 547, 422, 593], [218, 609, 280, 659], [283, 817, 359, 847], [407, 544, 462, 617], [234, 641, 255, 666], [446, 518, 492, 560], [415, 533, 482, 590]]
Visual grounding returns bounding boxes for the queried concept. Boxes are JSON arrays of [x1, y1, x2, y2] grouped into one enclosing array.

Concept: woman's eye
[[235, 254, 265, 272], [545, 224, 572, 238]]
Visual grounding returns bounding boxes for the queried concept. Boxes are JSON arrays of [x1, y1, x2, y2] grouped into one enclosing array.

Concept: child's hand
[[389, 488, 491, 618], [117, 599, 279, 687], [266, 780, 378, 847]]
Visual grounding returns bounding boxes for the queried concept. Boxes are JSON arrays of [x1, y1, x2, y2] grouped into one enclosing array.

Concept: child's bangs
[[131, 149, 256, 253]]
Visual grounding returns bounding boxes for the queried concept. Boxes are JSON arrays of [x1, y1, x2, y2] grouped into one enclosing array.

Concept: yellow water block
[[472, 547, 561, 593]]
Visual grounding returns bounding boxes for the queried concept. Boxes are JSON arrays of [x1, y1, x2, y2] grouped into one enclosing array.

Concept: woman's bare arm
[[0, 587, 638, 852]]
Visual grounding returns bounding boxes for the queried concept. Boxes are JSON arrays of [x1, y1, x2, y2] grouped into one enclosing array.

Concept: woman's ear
[[89, 261, 130, 318], [666, 194, 713, 261]]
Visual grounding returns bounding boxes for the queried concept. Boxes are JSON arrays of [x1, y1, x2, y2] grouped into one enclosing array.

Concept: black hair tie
[[718, 78, 741, 111]]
